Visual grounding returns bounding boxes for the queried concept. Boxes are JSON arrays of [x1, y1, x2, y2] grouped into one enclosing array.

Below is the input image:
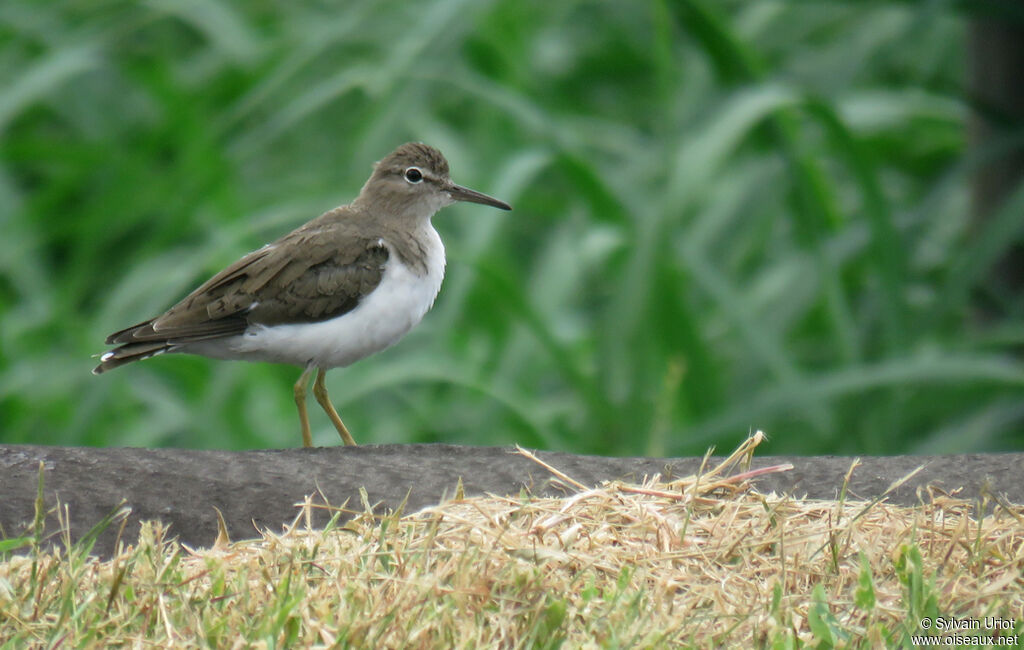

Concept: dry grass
[[1, 434, 1022, 648]]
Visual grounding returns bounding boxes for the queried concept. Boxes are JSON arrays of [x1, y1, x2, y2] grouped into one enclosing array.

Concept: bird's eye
[[404, 167, 423, 183]]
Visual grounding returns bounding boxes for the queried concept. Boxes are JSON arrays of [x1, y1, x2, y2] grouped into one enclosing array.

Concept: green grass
[[1, 0, 1022, 454], [3, 446, 1022, 647]]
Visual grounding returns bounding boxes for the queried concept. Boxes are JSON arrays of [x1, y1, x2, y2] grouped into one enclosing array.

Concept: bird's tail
[[92, 342, 176, 374]]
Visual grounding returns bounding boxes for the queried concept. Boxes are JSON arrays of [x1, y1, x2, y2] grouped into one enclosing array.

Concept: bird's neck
[[385, 220, 445, 278]]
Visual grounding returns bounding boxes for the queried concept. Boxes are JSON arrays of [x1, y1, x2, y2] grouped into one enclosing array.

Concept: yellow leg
[[293, 367, 315, 448], [313, 368, 357, 446]]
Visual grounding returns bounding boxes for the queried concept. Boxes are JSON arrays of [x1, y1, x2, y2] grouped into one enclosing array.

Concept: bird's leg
[[313, 368, 357, 446], [293, 367, 315, 448]]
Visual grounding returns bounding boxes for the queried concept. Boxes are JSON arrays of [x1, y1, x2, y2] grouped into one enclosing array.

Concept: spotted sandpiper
[[94, 142, 511, 447]]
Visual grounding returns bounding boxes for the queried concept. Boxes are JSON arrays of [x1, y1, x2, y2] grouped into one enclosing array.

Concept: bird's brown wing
[[241, 240, 390, 326], [106, 225, 389, 345]]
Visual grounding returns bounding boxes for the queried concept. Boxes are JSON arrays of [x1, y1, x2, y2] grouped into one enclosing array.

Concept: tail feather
[[92, 342, 177, 374], [105, 318, 157, 345], [96, 313, 247, 374]]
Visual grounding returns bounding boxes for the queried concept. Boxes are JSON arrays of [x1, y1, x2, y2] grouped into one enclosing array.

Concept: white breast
[[193, 228, 446, 369]]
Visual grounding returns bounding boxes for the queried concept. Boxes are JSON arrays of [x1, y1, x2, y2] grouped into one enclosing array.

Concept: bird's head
[[356, 142, 511, 219]]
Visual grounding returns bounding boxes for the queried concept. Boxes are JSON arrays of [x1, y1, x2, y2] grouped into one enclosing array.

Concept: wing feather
[[109, 224, 389, 344]]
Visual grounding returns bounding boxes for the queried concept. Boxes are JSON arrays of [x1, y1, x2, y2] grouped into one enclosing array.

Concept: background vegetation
[[1, 1, 1022, 455]]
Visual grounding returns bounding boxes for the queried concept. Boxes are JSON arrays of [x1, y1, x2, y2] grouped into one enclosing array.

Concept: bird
[[94, 142, 512, 447]]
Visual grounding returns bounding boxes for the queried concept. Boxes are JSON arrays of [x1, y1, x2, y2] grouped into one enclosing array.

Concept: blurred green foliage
[[1, 0, 1022, 455]]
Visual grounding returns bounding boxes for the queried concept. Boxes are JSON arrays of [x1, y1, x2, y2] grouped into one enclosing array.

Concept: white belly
[[189, 233, 445, 369]]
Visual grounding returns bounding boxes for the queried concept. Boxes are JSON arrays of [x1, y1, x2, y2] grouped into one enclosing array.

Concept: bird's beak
[[446, 183, 512, 210]]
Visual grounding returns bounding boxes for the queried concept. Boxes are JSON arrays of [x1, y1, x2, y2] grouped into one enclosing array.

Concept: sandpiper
[[94, 143, 512, 447]]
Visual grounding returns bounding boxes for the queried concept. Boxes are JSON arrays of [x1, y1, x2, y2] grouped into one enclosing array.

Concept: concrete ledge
[[2, 444, 1021, 558]]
